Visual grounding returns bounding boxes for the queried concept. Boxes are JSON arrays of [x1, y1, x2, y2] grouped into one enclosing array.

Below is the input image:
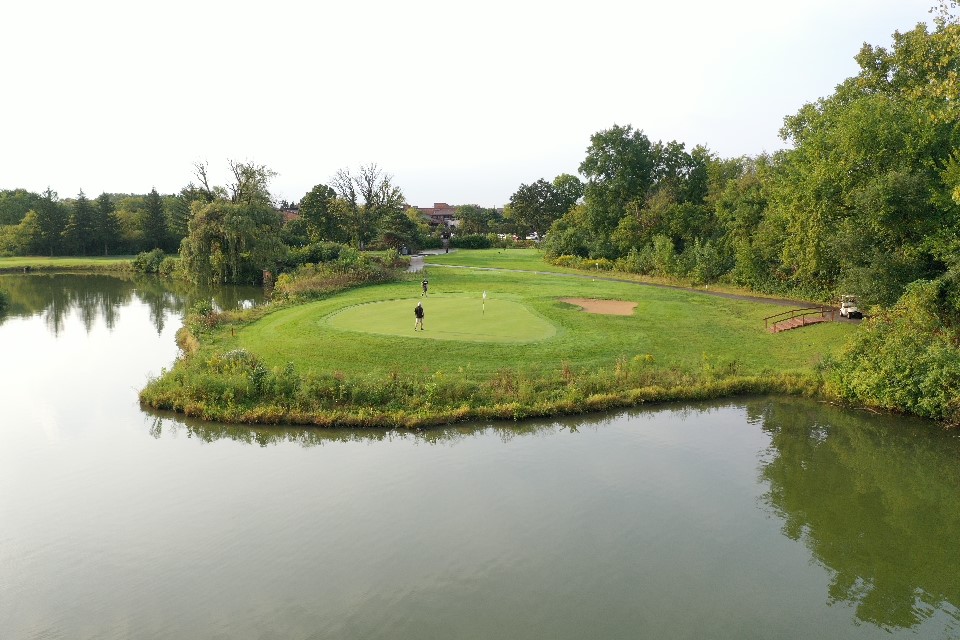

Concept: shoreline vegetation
[[139, 250, 857, 428]]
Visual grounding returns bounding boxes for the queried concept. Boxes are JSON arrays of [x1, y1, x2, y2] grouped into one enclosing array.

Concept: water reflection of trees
[[145, 396, 960, 631], [751, 397, 960, 631], [0, 274, 265, 335]]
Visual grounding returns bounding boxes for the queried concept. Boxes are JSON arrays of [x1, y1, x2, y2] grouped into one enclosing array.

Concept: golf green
[[325, 296, 557, 343]]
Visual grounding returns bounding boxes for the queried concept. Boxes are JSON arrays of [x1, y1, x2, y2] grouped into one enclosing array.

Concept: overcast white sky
[[0, 0, 937, 208]]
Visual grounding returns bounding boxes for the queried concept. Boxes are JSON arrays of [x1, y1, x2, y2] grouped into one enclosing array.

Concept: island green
[[140, 254, 853, 427]]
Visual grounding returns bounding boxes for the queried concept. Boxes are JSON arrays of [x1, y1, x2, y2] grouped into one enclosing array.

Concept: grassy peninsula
[[140, 251, 854, 427]]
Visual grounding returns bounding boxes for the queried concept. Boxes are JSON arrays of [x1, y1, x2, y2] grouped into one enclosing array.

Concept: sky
[[0, 0, 939, 208]]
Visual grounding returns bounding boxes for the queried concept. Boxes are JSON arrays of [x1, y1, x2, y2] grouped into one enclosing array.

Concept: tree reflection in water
[[750, 397, 960, 631], [148, 397, 960, 632], [0, 273, 264, 336]]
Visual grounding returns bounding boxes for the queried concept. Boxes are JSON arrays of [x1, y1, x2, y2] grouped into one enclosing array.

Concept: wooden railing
[[763, 306, 834, 329]]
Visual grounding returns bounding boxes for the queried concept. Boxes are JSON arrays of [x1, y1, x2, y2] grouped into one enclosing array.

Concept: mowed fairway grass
[[226, 266, 850, 380], [0, 256, 133, 272], [423, 248, 574, 273], [327, 296, 556, 343]]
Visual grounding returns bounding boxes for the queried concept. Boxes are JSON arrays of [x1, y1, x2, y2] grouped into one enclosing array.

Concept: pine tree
[[33, 188, 67, 256], [142, 188, 168, 250], [62, 190, 95, 255], [93, 192, 121, 255], [166, 193, 192, 245]]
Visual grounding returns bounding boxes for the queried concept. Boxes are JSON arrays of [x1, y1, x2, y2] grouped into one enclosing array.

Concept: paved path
[[406, 249, 454, 273]]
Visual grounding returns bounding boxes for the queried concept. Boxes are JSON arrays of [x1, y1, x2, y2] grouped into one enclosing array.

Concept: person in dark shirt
[[421, 279, 429, 297], [414, 301, 425, 331]]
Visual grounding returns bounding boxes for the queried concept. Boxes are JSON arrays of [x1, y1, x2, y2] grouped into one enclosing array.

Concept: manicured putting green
[[325, 296, 556, 343]]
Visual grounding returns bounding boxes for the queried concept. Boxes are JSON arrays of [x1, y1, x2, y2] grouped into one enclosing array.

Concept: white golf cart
[[839, 294, 863, 319]]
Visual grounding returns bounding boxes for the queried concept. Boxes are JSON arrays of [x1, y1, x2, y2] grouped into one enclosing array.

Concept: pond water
[[1, 274, 959, 640]]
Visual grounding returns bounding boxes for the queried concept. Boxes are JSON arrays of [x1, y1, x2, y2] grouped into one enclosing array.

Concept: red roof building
[[416, 202, 457, 227]]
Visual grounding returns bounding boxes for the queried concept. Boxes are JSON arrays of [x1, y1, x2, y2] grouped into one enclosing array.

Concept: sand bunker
[[560, 298, 637, 316]]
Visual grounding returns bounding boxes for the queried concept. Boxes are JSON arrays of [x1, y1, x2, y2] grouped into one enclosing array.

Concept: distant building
[[278, 205, 300, 223], [415, 202, 457, 228]]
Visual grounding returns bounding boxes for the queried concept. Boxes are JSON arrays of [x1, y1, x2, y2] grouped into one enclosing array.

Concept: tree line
[[0, 160, 517, 283], [2, 8, 955, 308], [500, 7, 959, 422], [0, 187, 177, 257], [502, 11, 959, 310]]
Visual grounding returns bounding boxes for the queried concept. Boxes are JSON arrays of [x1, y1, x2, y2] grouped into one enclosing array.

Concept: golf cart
[[839, 295, 862, 319]]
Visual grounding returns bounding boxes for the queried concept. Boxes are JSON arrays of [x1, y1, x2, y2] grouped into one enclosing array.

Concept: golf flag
[[482, 290, 487, 315]]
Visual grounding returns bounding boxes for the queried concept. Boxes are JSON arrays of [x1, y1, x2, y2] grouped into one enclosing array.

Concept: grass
[[141, 257, 856, 427], [424, 248, 573, 273], [233, 269, 847, 376], [0, 255, 134, 273], [326, 296, 556, 343]]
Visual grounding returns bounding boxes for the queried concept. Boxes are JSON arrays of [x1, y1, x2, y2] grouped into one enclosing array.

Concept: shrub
[[287, 242, 349, 268], [549, 255, 579, 268], [132, 249, 166, 273], [826, 279, 960, 424], [158, 256, 180, 278], [451, 233, 492, 249], [684, 239, 730, 285], [650, 235, 678, 278], [273, 251, 407, 300], [614, 247, 652, 274]]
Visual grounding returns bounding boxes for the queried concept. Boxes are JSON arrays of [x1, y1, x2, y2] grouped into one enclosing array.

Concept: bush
[[826, 279, 960, 424], [286, 242, 349, 268], [132, 249, 166, 274], [684, 239, 731, 285], [273, 251, 407, 300], [420, 235, 443, 250], [650, 235, 678, 278], [550, 255, 579, 268], [546, 254, 613, 271], [615, 247, 652, 274], [451, 234, 492, 249], [158, 256, 180, 278]]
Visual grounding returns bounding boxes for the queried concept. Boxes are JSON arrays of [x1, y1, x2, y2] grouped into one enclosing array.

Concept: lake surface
[[2, 273, 959, 640]]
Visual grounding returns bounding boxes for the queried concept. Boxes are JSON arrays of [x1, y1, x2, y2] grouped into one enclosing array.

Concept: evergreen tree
[[33, 188, 67, 256], [142, 188, 168, 250], [92, 192, 121, 255], [62, 190, 95, 255], [166, 193, 192, 243]]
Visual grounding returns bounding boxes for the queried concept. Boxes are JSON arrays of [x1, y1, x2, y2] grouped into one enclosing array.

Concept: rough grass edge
[[140, 371, 827, 429]]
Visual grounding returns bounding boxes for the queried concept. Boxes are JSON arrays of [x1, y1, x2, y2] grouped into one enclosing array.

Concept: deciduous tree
[[179, 161, 285, 284], [331, 163, 405, 249], [298, 184, 341, 242]]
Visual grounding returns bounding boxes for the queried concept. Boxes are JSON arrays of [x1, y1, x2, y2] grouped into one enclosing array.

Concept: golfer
[[421, 279, 429, 297], [414, 301, 425, 331]]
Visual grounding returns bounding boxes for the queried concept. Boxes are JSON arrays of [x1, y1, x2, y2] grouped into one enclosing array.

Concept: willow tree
[[179, 161, 285, 285]]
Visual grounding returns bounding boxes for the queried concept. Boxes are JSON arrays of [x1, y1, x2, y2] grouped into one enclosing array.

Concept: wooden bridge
[[764, 306, 835, 333]]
